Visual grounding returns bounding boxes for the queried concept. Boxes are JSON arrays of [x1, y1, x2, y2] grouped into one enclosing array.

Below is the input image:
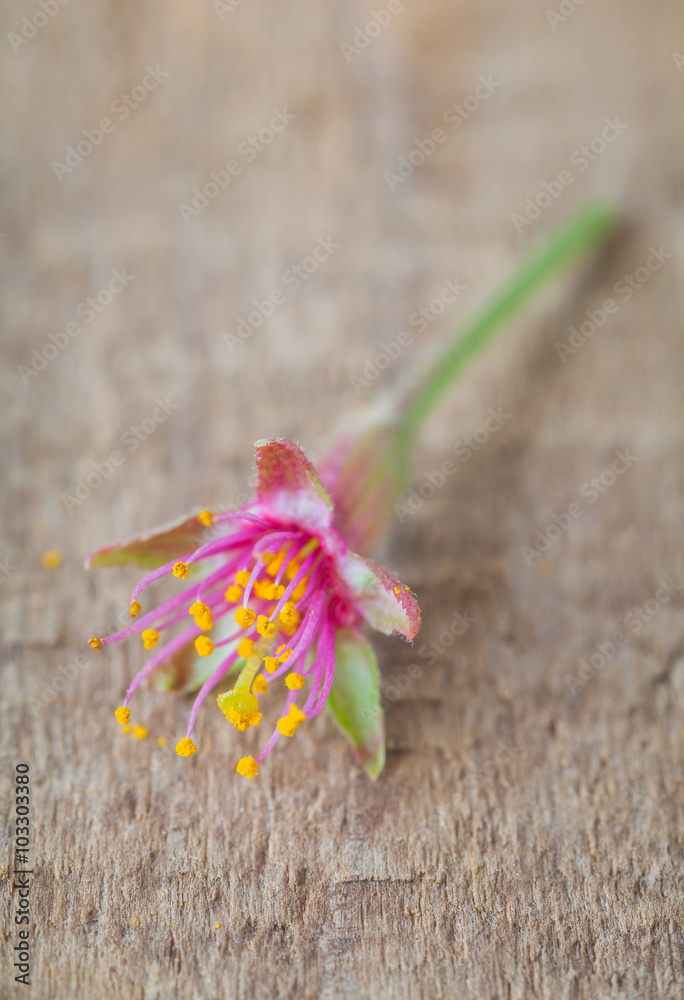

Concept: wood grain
[[2, 0, 684, 997]]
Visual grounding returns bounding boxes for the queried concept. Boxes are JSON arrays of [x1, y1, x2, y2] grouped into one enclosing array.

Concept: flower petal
[[327, 628, 385, 779], [86, 513, 211, 570], [337, 552, 421, 641], [254, 438, 334, 532], [319, 419, 410, 556]]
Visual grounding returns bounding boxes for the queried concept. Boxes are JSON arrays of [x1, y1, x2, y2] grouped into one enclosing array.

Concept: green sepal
[[86, 512, 210, 570], [327, 628, 386, 779]]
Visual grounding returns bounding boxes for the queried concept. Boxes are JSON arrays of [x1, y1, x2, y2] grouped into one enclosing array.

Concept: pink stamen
[[123, 624, 199, 705], [242, 557, 265, 607], [307, 620, 337, 718], [265, 590, 326, 680], [252, 531, 302, 555], [104, 588, 191, 645], [130, 558, 182, 603], [186, 649, 240, 737], [255, 688, 299, 765], [269, 550, 320, 621], [186, 528, 263, 565], [195, 554, 245, 602]]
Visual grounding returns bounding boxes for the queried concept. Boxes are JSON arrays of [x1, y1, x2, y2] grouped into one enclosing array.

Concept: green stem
[[397, 201, 618, 455]]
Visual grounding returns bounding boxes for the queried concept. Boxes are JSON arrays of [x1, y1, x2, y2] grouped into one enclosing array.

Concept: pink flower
[[88, 439, 420, 779]]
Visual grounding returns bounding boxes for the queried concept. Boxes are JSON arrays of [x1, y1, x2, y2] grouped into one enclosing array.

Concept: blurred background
[[2, 1, 684, 998]]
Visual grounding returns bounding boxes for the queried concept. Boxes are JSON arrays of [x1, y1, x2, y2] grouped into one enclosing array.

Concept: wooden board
[[1, 0, 683, 996]]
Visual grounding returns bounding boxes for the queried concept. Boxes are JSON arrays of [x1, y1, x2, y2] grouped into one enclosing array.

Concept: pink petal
[[336, 551, 421, 641], [86, 512, 211, 570], [254, 439, 333, 532], [319, 421, 406, 556]]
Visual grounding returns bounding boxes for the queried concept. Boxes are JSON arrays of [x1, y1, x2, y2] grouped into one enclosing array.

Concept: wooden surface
[[2, 0, 684, 997]]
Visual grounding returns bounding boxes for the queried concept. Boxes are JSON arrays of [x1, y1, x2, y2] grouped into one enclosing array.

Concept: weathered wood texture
[[2, 0, 684, 997]]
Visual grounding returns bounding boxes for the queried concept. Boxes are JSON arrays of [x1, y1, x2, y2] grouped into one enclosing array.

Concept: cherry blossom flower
[[88, 439, 419, 779]]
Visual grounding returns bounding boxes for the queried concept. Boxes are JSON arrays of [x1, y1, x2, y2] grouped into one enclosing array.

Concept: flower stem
[[396, 201, 618, 455]]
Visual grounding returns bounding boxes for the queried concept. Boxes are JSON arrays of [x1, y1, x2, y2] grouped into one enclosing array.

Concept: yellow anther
[[264, 656, 278, 674], [285, 559, 303, 581], [237, 638, 255, 659], [279, 601, 298, 620], [41, 548, 63, 569], [157, 736, 166, 746], [278, 649, 292, 663], [291, 578, 307, 601], [256, 615, 277, 638], [253, 675, 268, 695], [235, 570, 251, 587], [123, 725, 132, 734], [198, 510, 213, 526], [272, 584, 285, 599], [189, 601, 214, 631], [89, 637, 103, 652], [175, 737, 197, 757], [142, 629, 159, 649], [236, 755, 259, 780], [115, 706, 131, 726], [254, 579, 278, 600], [173, 561, 189, 579], [195, 636, 214, 656], [277, 705, 307, 737], [130, 600, 142, 618], [235, 606, 256, 629], [217, 689, 262, 731], [41, 549, 62, 570], [40, 549, 62, 569], [394, 586, 401, 595], [266, 549, 287, 577], [133, 725, 148, 739], [285, 672, 305, 690], [279, 602, 300, 632], [225, 584, 242, 603]]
